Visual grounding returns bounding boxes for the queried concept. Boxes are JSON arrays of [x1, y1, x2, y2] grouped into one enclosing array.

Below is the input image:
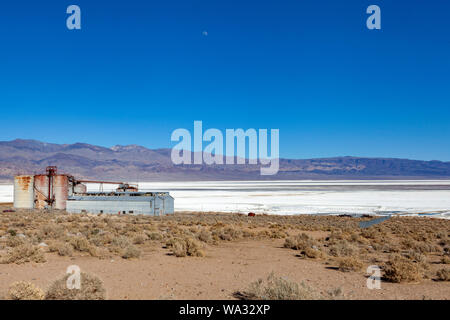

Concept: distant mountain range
[[1, 139, 450, 182]]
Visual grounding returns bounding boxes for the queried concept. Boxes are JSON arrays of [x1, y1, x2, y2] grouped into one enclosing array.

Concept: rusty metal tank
[[34, 174, 49, 209], [13, 175, 34, 209], [53, 175, 69, 210], [34, 174, 70, 210]]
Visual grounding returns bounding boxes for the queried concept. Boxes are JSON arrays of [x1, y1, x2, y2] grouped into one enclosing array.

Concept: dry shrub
[[108, 245, 122, 255], [303, 247, 322, 259], [383, 255, 423, 283], [70, 237, 91, 252], [212, 227, 242, 241], [242, 230, 257, 238], [0, 244, 46, 264], [89, 235, 104, 247], [132, 234, 147, 245], [49, 241, 73, 257], [45, 272, 106, 300], [147, 232, 163, 241], [87, 245, 99, 257], [89, 247, 111, 260], [121, 245, 141, 259], [327, 230, 348, 243], [235, 272, 322, 300], [7, 281, 45, 300], [170, 237, 205, 257], [326, 287, 345, 300], [444, 246, 450, 256], [401, 238, 441, 254], [269, 230, 287, 239], [338, 257, 363, 272], [185, 237, 204, 256], [100, 233, 116, 244], [441, 256, 450, 264], [328, 240, 357, 257], [6, 236, 26, 247], [349, 232, 367, 244], [197, 229, 213, 243], [360, 227, 381, 240], [284, 233, 321, 258], [69, 237, 103, 257], [172, 240, 187, 257], [436, 268, 449, 281], [111, 236, 131, 248], [402, 250, 427, 264], [38, 224, 65, 240]]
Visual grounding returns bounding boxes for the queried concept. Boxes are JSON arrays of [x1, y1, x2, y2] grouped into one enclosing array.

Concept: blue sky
[[0, 0, 449, 160]]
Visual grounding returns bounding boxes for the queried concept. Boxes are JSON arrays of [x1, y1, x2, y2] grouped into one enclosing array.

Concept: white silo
[[14, 175, 35, 209]]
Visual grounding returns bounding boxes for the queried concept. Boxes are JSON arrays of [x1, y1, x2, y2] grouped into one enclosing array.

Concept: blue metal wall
[[66, 195, 174, 215]]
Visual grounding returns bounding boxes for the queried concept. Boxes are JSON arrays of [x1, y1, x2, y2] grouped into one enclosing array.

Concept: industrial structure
[[13, 166, 174, 215]]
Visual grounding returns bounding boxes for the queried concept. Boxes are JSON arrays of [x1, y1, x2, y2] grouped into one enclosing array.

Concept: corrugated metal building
[[13, 167, 175, 216], [66, 192, 174, 216]]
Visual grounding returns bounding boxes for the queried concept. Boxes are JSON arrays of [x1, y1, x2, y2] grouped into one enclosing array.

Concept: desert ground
[[0, 202, 448, 300]]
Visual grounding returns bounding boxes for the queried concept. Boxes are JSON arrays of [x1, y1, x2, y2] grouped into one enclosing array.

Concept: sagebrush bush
[[49, 241, 73, 257], [6, 235, 26, 247], [0, 244, 46, 264], [70, 237, 91, 252], [402, 250, 427, 264], [121, 245, 141, 259], [441, 255, 450, 264], [38, 224, 65, 240], [7, 281, 45, 300], [197, 229, 213, 243], [401, 238, 441, 254], [95, 247, 112, 259], [328, 240, 357, 257], [132, 234, 146, 245], [89, 234, 113, 246], [111, 236, 131, 248], [45, 272, 106, 300], [284, 233, 322, 258], [147, 232, 163, 241], [172, 240, 187, 257], [185, 237, 205, 257], [169, 237, 205, 257], [383, 255, 423, 283], [338, 257, 363, 272], [235, 272, 321, 300], [212, 226, 243, 241], [436, 268, 449, 281]]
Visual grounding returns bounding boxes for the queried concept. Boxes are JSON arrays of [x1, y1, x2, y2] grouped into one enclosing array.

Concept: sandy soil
[[0, 237, 448, 300]]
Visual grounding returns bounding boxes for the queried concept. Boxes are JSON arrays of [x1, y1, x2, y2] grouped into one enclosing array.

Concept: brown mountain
[[1, 139, 450, 182]]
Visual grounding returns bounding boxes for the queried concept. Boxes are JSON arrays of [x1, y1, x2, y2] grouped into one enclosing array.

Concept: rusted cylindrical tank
[[34, 174, 70, 210], [34, 174, 49, 209], [13, 175, 34, 209], [53, 175, 69, 210]]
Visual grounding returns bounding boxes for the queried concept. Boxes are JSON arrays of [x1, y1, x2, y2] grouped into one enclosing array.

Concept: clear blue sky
[[0, 0, 449, 160]]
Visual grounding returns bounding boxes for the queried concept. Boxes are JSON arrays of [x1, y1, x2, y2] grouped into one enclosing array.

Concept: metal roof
[[68, 191, 173, 201]]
